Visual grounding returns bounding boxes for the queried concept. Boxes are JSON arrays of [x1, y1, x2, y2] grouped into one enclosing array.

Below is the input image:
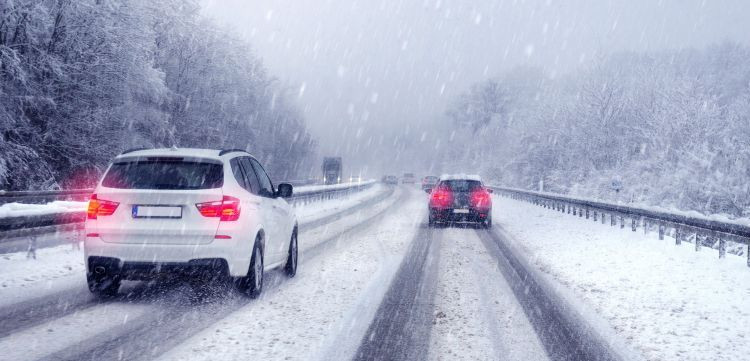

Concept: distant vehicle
[[383, 175, 398, 185], [322, 157, 342, 185], [421, 175, 439, 191], [427, 174, 492, 228], [84, 148, 298, 298], [401, 173, 416, 184]]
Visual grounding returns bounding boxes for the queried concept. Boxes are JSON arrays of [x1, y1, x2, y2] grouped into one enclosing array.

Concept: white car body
[[84, 148, 297, 279]]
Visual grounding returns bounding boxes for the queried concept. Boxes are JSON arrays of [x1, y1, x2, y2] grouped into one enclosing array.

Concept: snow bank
[[0, 201, 87, 218], [493, 195, 750, 361], [294, 180, 375, 194]]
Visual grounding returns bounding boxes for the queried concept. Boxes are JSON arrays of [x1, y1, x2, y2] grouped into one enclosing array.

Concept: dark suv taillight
[[430, 186, 453, 208], [470, 188, 492, 209]]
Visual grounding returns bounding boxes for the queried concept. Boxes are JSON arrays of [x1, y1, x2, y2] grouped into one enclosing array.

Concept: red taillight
[[470, 188, 492, 209], [196, 196, 241, 221], [87, 194, 119, 219], [430, 186, 453, 208]]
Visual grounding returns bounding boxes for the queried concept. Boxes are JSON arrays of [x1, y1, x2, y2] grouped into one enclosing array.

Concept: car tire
[[236, 239, 263, 298], [284, 231, 298, 277], [87, 272, 120, 297], [484, 214, 493, 228]]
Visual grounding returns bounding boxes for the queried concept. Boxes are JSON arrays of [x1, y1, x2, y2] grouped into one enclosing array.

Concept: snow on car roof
[[115, 148, 254, 160], [439, 174, 482, 182]]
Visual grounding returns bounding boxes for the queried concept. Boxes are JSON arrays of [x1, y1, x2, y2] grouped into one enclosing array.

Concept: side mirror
[[486, 188, 494, 193], [276, 183, 293, 198], [424, 188, 432, 194]]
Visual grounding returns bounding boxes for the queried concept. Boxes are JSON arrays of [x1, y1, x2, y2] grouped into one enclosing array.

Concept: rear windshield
[[101, 159, 223, 190], [439, 180, 482, 192]]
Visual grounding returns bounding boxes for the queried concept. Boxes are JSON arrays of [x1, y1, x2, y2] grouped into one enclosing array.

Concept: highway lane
[[355, 221, 623, 361]]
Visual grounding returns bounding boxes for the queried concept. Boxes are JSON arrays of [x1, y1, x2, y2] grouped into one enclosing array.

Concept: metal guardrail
[[0, 181, 375, 239], [0, 189, 93, 205], [489, 186, 750, 268]]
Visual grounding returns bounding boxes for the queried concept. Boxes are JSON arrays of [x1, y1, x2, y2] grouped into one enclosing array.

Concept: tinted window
[[250, 159, 274, 197], [440, 180, 482, 192], [102, 159, 223, 189], [230, 158, 246, 189], [240, 157, 261, 194]]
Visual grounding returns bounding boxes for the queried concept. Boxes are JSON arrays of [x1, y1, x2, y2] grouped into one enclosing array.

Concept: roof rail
[[218, 148, 248, 156], [120, 147, 148, 155]]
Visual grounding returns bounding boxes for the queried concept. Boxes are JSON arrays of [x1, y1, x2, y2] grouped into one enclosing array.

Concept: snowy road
[[0, 186, 631, 361]]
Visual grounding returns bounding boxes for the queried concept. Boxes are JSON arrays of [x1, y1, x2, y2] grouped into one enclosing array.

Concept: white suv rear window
[[102, 159, 223, 190]]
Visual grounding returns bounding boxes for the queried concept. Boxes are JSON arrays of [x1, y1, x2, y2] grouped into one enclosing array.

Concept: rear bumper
[[84, 236, 252, 277], [88, 256, 229, 281], [430, 207, 490, 223]]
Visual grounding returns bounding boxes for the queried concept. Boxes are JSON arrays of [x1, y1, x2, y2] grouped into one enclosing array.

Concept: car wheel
[[87, 272, 120, 298], [284, 231, 298, 277], [485, 214, 493, 228], [236, 240, 263, 298]]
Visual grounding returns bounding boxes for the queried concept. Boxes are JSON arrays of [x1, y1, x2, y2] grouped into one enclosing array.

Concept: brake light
[[87, 194, 119, 219], [196, 196, 241, 221], [470, 188, 492, 209], [430, 186, 453, 208]]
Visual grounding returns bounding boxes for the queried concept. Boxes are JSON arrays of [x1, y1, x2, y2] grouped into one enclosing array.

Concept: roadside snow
[[0, 201, 86, 218], [294, 180, 375, 194], [0, 244, 86, 308], [429, 228, 548, 361], [158, 189, 425, 361], [294, 183, 385, 223], [493, 195, 750, 361]]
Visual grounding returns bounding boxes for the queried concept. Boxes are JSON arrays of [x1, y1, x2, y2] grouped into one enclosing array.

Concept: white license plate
[[133, 206, 182, 218], [453, 209, 470, 214]]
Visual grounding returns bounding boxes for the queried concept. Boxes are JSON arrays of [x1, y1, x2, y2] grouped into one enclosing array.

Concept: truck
[[322, 157, 342, 185]]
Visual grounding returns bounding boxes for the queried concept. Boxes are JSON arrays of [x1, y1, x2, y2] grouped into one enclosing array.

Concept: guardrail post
[[718, 237, 726, 259], [658, 223, 665, 240], [620, 215, 625, 229], [585, 208, 589, 219], [579, 208, 583, 218], [643, 219, 649, 235], [610, 213, 616, 226], [747, 244, 749, 267], [601, 212, 606, 224], [695, 233, 701, 251], [26, 236, 37, 259], [593, 211, 598, 222], [631, 218, 637, 232], [567, 205, 571, 214], [674, 227, 681, 245]]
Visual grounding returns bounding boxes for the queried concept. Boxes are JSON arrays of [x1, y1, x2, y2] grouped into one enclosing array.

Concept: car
[[427, 174, 493, 228], [84, 147, 298, 298], [421, 175, 439, 191], [383, 175, 398, 185], [402, 173, 416, 184]]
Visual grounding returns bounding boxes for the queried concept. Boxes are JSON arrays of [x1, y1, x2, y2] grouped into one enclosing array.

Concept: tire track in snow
[[476, 228, 624, 361], [353, 222, 440, 361]]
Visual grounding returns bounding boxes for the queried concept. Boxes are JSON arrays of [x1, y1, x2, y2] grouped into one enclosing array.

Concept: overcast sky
[[202, 0, 749, 176]]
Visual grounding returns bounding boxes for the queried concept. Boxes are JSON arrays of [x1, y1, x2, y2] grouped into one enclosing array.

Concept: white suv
[[84, 148, 298, 298]]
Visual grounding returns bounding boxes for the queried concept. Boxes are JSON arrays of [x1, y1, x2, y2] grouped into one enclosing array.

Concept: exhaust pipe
[[94, 266, 106, 275]]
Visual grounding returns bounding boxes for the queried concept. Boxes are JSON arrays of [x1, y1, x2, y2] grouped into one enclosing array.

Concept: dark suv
[[427, 175, 492, 228]]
